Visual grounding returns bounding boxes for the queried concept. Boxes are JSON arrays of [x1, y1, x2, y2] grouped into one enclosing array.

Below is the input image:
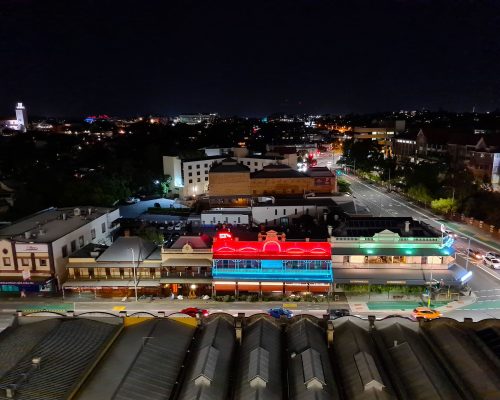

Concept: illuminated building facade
[[212, 230, 332, 294]]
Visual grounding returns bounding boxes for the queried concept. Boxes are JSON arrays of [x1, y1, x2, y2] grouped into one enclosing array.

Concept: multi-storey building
[[163, 152, 295, 198], [0, 206, 119, 293]]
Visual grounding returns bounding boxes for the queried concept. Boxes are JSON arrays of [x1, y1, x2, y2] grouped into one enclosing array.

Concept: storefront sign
[[314, 177, 331, 186], [15, 243, 48, 253]]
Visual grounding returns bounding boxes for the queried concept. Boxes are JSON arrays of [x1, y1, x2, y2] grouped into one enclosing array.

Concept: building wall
[[182, 158, 223, 197], [209, 172, 251, 196], [238, 158, 275, 173], [251, 176, 335, 195], [0, 239, 14, 272], [201, 212, 250, 226], [251, 204, 328, 225], [51, 209, 119, 285], [162, 156, 183, 188]]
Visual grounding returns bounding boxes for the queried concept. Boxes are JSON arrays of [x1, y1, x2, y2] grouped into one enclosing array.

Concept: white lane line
[[476, 288, 500, 292], [345, 175, 500, 257]]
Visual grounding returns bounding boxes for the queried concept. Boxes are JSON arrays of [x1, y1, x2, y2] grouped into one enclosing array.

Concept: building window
[[196, 164, 200, 168], [306, 208, 309, 215], [2, 257, 11, 266], [204, 163, 208, 168], [188, 165, 192, 170], [247, 162, 250, 165], [205, 177, 208, 181], [295, 208, 297, 215], [62, 245, 68, 258], [189, 179, 193, 183], [275, 209, 278, 215], [283, 209, 286, 215], [40, 259, 47, 267], [205, 170, 208, 174], [78, 235, 84, 248], [21, 258, 29, 267], [254, 162, 258, 166], [197, 171, 200, 176], [71, 240, 76, 252], [91, 228, 96, 239], [102, 222, 106, 233], [197, 178, 201, 182], [189, 172, 192, 177]]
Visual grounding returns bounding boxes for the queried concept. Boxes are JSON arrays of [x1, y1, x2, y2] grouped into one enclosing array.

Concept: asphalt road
[[343, 173, 500, 294]]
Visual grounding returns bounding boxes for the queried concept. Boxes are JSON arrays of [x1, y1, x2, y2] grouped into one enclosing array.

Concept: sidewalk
[[345, 292, 476, 314], [442, 220, 500, 251]]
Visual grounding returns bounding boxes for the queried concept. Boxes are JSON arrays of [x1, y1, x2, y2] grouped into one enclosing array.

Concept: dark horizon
[[1, 0, 500, 117]]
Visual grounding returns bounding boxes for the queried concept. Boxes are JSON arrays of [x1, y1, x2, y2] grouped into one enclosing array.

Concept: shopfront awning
[[162, 259, 212, 267], [332, 247, 453, 257], [62, 279, 160, 289]]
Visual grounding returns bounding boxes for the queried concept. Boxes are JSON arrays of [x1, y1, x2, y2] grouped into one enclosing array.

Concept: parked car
[[327, 308, 350, 319], [125, 197, 140, 204], [174, 222, 183, 231], [180, 307, 209, 317], [483, 256, 500, 270], [268, 307, 293, 319], [411, 307, 442, 320], [466, 248, 483, 260], [484, 252, 500, 260]]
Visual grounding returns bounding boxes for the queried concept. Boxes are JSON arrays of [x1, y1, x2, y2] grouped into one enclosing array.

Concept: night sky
[[1, 0, 499, 117]]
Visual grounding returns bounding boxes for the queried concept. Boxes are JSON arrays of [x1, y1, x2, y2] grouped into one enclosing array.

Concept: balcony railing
[[212, 268, 333, 282]]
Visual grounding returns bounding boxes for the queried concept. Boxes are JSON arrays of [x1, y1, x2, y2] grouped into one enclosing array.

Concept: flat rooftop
[[332, 217, 440, 238], [0, 206, 118, 243]]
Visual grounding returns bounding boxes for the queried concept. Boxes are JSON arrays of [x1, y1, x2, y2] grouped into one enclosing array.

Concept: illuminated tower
[[15, 102, 28, 132]]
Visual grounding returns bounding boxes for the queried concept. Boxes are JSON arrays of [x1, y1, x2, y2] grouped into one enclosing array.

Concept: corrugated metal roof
[[235, 318, 282, 400], [112, 319, 194, 400], [287, 319, 340, 400], [177, 317, 235, 400], [0, 318, 120, 400]]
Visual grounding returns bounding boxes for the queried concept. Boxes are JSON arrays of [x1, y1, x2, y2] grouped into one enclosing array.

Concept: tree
[[337, 179, 351, 193], [431, 198, 457, 214], [138, 227, 164, 245], [408, 184, 433, 206], [341, 139, 384, 172]]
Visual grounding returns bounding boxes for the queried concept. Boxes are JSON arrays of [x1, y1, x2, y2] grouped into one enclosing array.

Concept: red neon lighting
[[213, 237, 331, 260]]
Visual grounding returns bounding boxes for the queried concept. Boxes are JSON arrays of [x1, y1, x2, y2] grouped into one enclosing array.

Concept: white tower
[[15, 102, 28, 132]]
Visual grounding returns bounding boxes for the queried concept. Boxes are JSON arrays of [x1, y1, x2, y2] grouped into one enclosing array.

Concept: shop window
[[2, 257, 11, 266], [21, 258, 29, 267], [40, 259, 48, 267]]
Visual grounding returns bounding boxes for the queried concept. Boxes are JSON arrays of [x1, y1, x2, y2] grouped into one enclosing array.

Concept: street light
[[129, 248, 138, 302], [459, 236, 471, 271]]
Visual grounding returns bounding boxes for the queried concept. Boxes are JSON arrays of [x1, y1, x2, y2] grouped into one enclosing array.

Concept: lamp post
[[460, 236, 471, 272], [129, 248, 138, 302]]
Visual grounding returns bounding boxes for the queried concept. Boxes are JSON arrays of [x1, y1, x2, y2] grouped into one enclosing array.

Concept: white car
[[483, 256, 500, 270], [125, 197, 140, 204], [485, 251, 500, 259], [444, 230, 457, 238]]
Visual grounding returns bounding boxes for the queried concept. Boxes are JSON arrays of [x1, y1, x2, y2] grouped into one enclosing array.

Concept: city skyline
[[1, 0, 500, 117]]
